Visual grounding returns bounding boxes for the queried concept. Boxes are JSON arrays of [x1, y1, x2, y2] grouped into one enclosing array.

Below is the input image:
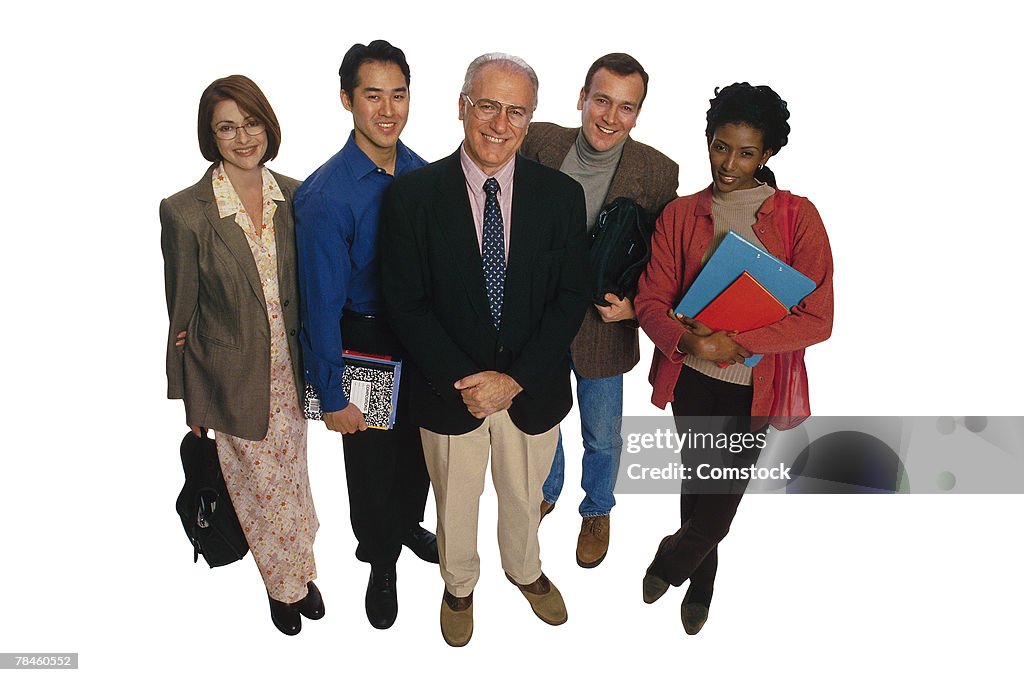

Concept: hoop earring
[[757, 164, 764, 170]]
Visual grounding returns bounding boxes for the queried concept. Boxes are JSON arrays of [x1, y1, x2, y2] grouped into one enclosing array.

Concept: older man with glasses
[[380, 53, 590, 647]]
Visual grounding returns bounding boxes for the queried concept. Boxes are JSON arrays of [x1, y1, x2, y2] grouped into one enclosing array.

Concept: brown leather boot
[[576, 514, 610, 568]]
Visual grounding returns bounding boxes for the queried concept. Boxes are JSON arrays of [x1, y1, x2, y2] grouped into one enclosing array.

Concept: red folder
[[694, 272, 789, 367]]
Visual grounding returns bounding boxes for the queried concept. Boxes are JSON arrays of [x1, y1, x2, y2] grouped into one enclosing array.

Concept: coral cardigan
[[635, 186, 834, 416]]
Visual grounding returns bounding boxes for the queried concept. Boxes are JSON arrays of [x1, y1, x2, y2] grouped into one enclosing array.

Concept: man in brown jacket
[[519, 53, 678, 568]]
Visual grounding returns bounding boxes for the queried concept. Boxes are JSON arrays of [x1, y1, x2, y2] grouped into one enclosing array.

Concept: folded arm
[[731, 199, 834, 354]]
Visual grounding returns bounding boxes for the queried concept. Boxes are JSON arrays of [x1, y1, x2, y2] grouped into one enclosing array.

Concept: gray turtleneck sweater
[[558, 131, 625, 226]]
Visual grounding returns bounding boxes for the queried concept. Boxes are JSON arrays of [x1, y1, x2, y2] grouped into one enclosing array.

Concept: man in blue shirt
[[294, 39, 435, 631]]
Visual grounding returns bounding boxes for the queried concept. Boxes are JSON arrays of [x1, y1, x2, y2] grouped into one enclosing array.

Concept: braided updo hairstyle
[[705, 83, 790, 188]]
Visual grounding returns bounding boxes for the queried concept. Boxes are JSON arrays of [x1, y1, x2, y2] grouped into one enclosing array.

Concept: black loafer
[[366, 567, 398, 629], [268, 594, 301, 636], [681, 584, 709, 635], [643, 536, 673, 604], [297, 581, 325, 620], [402, 525, 439, 564]]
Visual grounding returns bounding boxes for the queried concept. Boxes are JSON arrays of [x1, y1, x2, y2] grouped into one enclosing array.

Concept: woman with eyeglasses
[[160, 75, 321, 636], [635, 83, 833, 634]]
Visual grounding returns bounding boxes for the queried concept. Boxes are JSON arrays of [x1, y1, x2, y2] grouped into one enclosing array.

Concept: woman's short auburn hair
[[197, 75, 281, 165]]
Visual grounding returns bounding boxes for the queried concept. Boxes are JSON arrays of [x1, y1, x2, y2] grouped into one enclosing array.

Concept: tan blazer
[[520, 123, 679, 378], [160, 166, 303, 441]]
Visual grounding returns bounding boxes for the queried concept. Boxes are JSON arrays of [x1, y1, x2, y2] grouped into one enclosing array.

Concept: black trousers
[[651, 365, 764, 606], [340, 313, 431, 569]]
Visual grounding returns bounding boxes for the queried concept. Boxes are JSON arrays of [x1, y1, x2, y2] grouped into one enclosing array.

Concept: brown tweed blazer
[[160, 167, 303, 440], [520, 123, 678, 378]]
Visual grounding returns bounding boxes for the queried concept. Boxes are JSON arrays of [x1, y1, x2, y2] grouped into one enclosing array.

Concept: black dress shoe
[[268, 594, 301, 636], [402, 525, 439, 564], [365, 567, 398, 629], [297, 581, 325, 620]]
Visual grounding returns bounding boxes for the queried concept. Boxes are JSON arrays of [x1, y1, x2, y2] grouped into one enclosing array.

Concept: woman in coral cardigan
[[634, 82, 833, 635]]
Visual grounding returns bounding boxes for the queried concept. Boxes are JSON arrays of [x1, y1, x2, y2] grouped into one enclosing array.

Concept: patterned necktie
[[482, 177, 505, 328]]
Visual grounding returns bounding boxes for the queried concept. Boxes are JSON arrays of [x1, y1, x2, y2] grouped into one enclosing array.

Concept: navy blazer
[[379, 151, 590, 435]]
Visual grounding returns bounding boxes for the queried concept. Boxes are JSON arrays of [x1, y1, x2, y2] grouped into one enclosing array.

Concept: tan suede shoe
[[440, 590, 473, 647], [576, 514, 610, 568], [506, 573, 568, 625], [540, 500, 556, 522]]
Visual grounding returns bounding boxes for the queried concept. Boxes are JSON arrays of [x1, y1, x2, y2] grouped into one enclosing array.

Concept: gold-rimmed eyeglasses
[[461, 94, 532, 129]]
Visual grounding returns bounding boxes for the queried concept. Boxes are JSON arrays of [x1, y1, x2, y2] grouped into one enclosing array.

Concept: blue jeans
[[542, 364, 623, 517]]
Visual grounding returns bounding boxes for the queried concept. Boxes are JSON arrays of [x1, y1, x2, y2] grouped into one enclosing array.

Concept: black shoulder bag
[[175, 431, 249, 568]]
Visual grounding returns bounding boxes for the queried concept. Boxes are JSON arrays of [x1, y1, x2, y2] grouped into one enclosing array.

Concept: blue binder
[[674, 231, 816, 366]]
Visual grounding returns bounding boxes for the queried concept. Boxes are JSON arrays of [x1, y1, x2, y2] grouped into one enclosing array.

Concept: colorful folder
[[675, 231, 817, 367], [694, 272, 788, 367], [695, 271, 789, 332]]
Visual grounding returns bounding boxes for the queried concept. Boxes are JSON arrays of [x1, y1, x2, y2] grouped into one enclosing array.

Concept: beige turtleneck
[[684, 182, 775, 386]]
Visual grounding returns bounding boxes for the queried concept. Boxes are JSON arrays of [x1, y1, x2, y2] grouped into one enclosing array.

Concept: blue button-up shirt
[[294, 131, 427, 412]]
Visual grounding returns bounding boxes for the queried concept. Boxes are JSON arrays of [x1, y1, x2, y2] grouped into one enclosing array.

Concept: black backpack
[[587, 197, 653, 305], [175, 431, 249, 568]]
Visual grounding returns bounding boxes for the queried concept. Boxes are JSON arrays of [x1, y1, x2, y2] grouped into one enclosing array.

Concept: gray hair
[[461, 52, 539, 109]]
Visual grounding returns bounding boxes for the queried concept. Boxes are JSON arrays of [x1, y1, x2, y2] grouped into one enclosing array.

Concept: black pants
[[340, 313, 431, 569], [651, 365, 764, 606]]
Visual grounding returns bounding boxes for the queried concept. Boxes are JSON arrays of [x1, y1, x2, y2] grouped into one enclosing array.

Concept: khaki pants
[[420, 411, 558, 598]]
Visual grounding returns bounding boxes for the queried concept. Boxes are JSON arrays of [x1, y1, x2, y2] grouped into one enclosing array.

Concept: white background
[[2, 0, 1022, 679]]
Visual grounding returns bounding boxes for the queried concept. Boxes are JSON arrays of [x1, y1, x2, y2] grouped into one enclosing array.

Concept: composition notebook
[[303, 351, 402, 430], [675, 231, 817, 367]]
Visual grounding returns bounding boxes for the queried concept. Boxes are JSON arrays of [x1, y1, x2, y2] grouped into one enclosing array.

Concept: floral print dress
[[212, 164, 318, 603]]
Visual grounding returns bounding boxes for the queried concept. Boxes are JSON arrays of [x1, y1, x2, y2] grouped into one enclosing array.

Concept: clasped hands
[[670, 309, 752, 365], [455, 371, 523, 419]]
